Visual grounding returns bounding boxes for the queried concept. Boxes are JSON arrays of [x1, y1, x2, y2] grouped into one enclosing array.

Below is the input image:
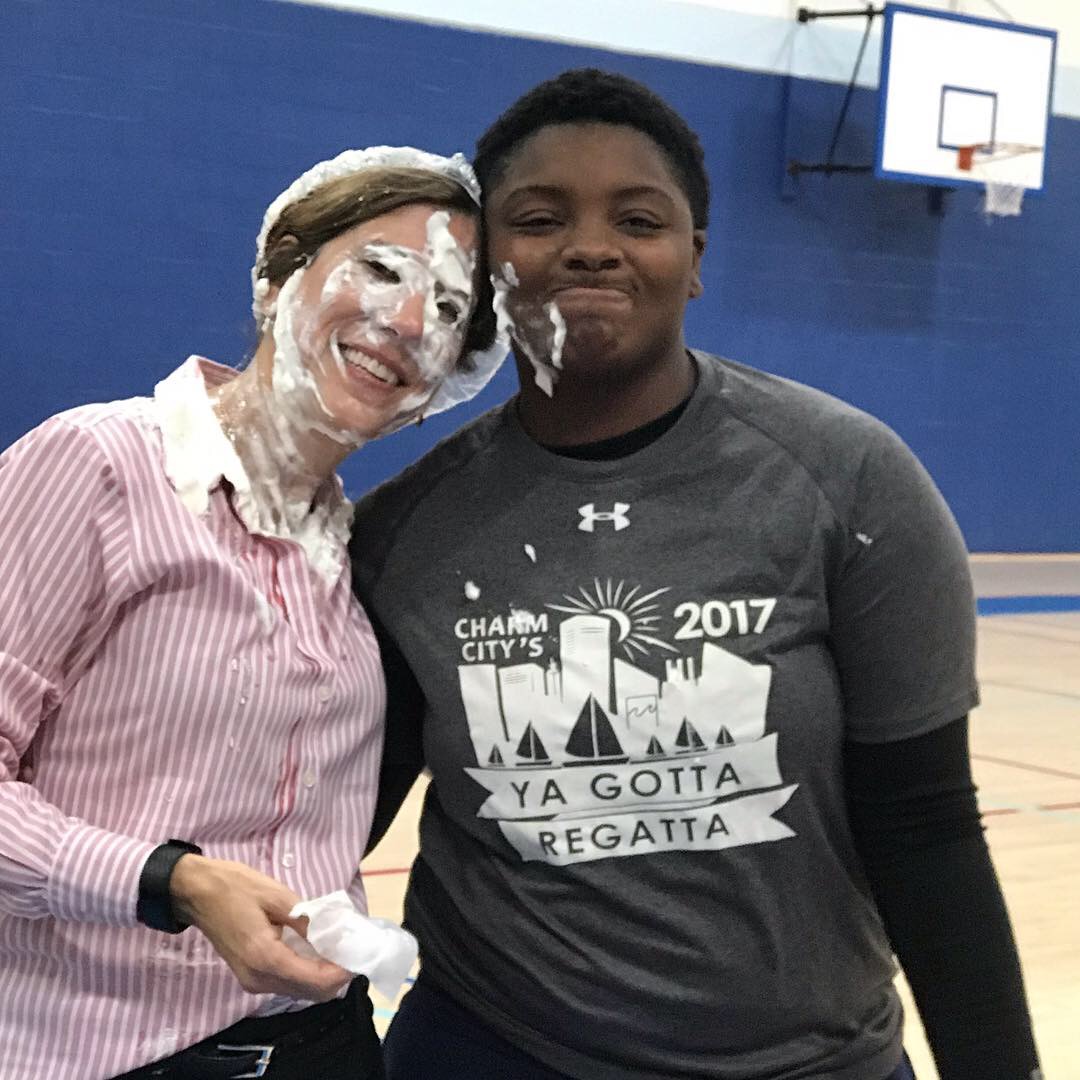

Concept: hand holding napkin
[[281, 890, 418, 1000]]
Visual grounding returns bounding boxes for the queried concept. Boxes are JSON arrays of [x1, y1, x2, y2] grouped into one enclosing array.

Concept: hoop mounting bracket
[[796, 4, 883, 23]]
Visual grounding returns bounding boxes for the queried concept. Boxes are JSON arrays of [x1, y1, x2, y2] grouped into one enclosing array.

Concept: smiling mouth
[[330, 335, 404, 387]]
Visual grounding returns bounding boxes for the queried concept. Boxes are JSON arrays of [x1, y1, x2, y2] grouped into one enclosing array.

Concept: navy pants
[[384, 975, 916, 1080]]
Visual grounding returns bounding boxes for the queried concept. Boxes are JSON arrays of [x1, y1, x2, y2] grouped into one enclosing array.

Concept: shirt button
[[280, 852, 296, 869], [316, 684, 332, 703], [302, 769, 317, 789]]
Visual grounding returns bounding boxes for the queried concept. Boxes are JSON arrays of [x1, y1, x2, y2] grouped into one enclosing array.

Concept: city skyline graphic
[[457, 580, 797, 865], [459, 600, 773, 773]]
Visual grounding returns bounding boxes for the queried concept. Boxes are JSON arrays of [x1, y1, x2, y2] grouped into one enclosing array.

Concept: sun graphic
[[547, 578, 677, 659]]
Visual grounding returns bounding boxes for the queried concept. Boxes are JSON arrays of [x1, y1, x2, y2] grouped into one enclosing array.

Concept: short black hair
[[474, 68, 709, 229]]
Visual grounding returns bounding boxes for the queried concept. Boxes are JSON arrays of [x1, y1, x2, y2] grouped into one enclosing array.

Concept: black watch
[[136, 838, 203, 934]]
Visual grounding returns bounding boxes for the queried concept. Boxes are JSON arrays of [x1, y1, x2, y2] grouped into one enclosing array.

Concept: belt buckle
[[215, 1043, 274, 1078]]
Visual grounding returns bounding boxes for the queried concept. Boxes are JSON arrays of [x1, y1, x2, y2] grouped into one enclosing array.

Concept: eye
[[363, 259, 400, 283], [620, 214, 664, 233], [436, 299, 462, 325], [511, 213, 561, 232]]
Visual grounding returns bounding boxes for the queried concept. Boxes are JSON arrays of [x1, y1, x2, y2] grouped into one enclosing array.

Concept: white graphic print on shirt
[[455, 578, 798, 866]]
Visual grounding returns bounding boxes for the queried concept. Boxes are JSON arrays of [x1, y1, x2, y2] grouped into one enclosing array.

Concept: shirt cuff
[[48, 823, 158, 926]]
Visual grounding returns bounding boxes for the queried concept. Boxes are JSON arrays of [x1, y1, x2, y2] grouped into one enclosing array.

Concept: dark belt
[[114, 978, 367, 1079]]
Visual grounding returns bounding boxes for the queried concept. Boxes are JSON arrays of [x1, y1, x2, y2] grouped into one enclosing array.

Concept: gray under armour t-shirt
[[352, 352, 978, 1080]]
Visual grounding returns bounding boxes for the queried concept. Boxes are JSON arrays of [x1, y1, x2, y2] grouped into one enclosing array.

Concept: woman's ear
[[255, 281, 282, 335]]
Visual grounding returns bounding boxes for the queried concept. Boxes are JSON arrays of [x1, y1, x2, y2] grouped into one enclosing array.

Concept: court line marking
[[981, 802, 1080, 824], [972, 753, 1080, 782]]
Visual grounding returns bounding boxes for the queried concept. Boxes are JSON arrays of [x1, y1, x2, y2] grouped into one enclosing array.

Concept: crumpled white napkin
[[281, 891, 418, 1000]]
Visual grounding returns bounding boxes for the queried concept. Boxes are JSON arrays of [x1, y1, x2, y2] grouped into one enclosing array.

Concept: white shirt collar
[[154, 356, 352, 583]]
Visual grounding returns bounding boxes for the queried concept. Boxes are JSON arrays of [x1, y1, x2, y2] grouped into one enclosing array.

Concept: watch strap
[[136, 838, 203, 934]]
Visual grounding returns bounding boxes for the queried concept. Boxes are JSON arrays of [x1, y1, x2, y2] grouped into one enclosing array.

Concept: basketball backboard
[[875, 3, 1056, 192]]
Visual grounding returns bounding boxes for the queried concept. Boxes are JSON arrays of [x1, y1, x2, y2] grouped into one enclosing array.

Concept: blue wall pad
[[4, 0, 1078, 550]]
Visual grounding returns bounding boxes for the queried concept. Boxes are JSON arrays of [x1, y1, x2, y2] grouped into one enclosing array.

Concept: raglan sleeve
[[826, 419, 979, 742]]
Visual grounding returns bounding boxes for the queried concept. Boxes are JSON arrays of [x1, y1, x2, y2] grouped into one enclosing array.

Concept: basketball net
[[956, 143, 1041, 218]]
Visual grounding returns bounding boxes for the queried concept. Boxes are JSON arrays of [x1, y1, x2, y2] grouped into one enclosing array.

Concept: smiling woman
[[203, 151, 504, 576], [0, 147, 504, 1080]]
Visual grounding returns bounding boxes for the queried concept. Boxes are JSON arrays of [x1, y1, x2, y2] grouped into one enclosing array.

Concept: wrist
[[136, 839, 203, 934], [168, 852, 212, 920]]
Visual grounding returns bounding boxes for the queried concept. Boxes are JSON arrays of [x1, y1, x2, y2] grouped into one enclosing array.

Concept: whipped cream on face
[[546, 301, 566, 370], [251, 147, 508, 416], [212, 210, 478, 580], [207, 143, 512, 579], [308, 210, 476, 436], [492, 262, 565, 398], [252, 146, 480, 323]]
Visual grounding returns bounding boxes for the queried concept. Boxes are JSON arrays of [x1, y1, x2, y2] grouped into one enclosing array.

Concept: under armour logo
[[578, 503, 631, 532]]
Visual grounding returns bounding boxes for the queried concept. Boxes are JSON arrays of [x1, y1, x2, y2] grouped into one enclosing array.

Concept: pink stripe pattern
[[0, 359, 385, 1079]]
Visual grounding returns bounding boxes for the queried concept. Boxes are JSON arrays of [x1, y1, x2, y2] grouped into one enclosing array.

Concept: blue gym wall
[[3, 0, 1077, 551]]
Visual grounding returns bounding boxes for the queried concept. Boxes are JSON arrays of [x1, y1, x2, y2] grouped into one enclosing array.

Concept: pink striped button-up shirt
[[0, 358, 386, 1079]]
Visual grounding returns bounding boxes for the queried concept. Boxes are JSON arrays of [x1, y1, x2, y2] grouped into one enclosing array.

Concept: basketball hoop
[[956, 142, 1042, 218]]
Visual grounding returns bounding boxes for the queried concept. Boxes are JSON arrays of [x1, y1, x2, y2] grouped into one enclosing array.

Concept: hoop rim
[[956, 141, 1044, 171]]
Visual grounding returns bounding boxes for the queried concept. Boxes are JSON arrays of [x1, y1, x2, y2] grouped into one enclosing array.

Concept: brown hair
[[257, 166, 495, 358]]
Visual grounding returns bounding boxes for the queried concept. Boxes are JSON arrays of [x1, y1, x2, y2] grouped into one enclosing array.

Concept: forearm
[[846, 718, 1040, 1080], [0, 779, 155, 925], [866, 834, 1038, 1079]]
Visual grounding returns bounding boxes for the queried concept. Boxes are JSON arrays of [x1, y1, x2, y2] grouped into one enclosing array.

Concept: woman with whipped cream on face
[[0, 148, 504, 1080]]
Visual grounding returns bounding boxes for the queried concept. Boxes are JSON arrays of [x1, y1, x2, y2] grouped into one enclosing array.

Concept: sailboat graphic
[[565, 694, 629, 766], [515, 723, 551, 766], [675, 718, 706, 753], [645, 736, 666, 758]]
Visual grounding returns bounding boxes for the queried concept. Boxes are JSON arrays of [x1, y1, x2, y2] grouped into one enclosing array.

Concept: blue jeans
[[384, 975, 916, 1080]]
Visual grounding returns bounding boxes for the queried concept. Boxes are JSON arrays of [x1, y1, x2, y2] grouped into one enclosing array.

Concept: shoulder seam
[[708, 364, 864, 534]]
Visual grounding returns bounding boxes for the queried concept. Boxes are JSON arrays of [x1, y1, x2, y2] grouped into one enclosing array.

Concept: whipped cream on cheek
[[271, 268, 360, 449], [316, 211, 475, 435], [492, 262, 565, 399], [206, 218, 474, 584], [198, 268, 353, 583]]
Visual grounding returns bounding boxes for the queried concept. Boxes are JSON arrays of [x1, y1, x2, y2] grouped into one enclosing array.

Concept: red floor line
[[982, 803, 1080, 821], [971, 753, 1080, 782]]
